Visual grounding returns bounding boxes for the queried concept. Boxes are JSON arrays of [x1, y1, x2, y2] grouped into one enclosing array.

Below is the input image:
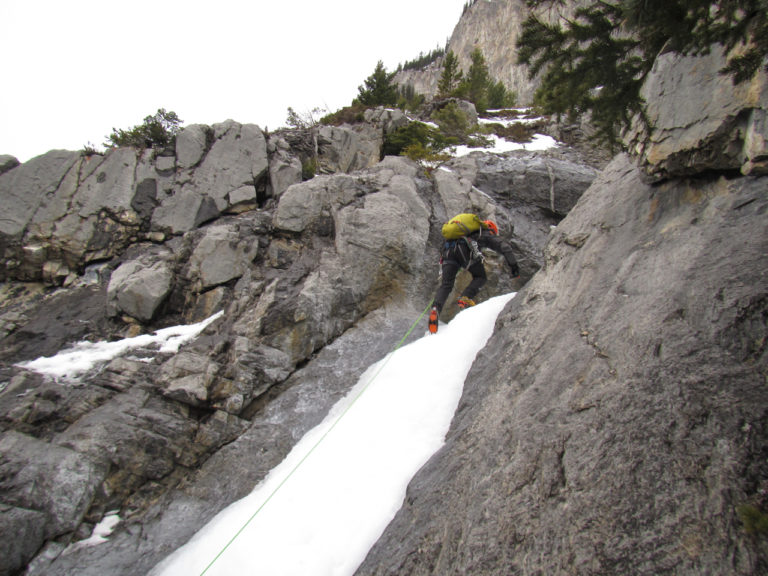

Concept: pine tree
[[464, 48, 491, 113], [105, 108, 183, 149], [488, 79, 516, 109], [518, 0, 768, 146], [356, 61, 399, 107], [437, 50, 463, 98]]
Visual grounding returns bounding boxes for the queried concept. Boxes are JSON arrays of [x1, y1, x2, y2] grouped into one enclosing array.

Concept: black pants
[[434, 259, 487, 312]]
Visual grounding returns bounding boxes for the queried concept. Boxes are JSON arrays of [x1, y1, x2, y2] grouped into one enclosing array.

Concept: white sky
[[0, 0, 469, 162]]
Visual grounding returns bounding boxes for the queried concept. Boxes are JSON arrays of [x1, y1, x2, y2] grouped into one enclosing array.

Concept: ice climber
[[428, 213, 520, 334]]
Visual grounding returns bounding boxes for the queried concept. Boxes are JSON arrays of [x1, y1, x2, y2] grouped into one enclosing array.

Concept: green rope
[[199, 299, 434, 575]]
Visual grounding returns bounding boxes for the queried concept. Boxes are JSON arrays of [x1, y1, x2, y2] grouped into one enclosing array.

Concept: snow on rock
[[16, 311, 224, 381], [150, 293, 515, 576]]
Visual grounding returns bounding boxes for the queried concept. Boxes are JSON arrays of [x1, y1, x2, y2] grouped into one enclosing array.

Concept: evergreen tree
[[397, 84, 425, 112], [487, 79, 516, 109], [105, 108, 182, 149], [518, 0, 768, 146], [401, 46, 446, 72], [464, 48, 491, 113], [356, 61, 399, 107], [437, 50, 463, 97]]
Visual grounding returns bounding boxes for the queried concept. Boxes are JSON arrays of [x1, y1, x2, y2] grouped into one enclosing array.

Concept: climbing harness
[[443, 237, 484, 269]]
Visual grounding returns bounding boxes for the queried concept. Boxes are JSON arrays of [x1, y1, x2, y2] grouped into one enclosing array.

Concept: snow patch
[[16, 311, 223, 381], [150, 293, 515, 576], [452, 133, 558, 156], [66, 513, 121, 552]]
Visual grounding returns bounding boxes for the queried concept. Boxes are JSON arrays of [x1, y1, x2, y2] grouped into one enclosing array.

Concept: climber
[[428, 214, 519, 334]]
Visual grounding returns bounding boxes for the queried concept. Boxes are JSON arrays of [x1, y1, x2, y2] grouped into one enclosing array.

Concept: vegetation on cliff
[[437, 48, 516, 111], [518, 0, 768, 146], [104, 108, 183, 150]]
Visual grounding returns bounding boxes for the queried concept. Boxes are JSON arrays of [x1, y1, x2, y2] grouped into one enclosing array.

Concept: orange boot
[[457, 296, 476, 309], [428, 306, 439, 334]]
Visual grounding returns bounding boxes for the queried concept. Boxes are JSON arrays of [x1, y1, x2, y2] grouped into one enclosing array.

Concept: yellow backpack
[[441, 213, 482, 240]]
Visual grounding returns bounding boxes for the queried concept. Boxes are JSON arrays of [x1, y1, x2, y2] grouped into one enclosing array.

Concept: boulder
[[186, 223, 258, 291], [0, 430, 105, 543], [0, 504, 46, 576], [267, 135, 303, 200], [316, 124, 382, 174], [155, 154, 175, 173], [363, 107, 410, 135], [184, 121, 268, 212], [625, 44, 768, 180], [175, 124, 210, 169], [106, 251, 174, 321], [0, 154, 19, 175], [273, 173, 353, 235], [151, 188, 220, 235]]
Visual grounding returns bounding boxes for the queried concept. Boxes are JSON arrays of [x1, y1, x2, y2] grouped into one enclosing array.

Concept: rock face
[[359, 154, 768, 575], [395, 0, 587, 104], [447, 0, 536, 103], [0, 119, 387, 286], [624, 44, 768, 181], [358, 45, 768, 576], [0, 124, 596, 573]]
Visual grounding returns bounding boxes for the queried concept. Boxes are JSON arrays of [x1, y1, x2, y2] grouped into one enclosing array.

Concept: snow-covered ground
[[453, 132, 558, 156], [16, 293, 514, 574], [480, 109, 546, 126], [139, 293, 513, 576], [16, 311, 223, 382], [457, 108, 557, 155], [405, 106, 558, 159]]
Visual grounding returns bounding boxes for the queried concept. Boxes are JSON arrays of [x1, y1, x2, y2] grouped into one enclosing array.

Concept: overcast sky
[[1, 0, 469, 163]]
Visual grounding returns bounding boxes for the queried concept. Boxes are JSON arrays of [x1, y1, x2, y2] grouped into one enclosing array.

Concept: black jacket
[[442, 231, 519, 275]]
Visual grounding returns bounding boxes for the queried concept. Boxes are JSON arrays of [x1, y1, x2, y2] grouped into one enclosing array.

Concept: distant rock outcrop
[[394, 0, 586, 105]]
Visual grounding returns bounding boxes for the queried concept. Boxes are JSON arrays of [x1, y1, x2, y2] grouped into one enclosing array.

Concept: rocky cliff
[[0, 103, 596, 574], [395, 0, 585, 104], [359, 46, 768, 575], [0, 27, 766, 576]]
